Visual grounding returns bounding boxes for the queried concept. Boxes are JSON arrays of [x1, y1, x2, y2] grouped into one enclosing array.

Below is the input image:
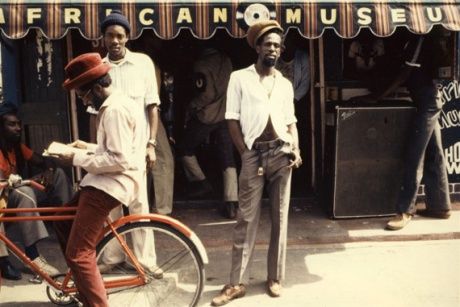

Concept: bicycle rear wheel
[[96, 221, 205, 307]]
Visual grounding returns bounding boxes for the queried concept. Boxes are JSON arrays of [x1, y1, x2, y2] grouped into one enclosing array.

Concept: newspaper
[[43, 141, 91, 157]]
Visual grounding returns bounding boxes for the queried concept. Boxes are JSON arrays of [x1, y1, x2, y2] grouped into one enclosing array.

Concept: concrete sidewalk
[[173, 198, 460, 250]]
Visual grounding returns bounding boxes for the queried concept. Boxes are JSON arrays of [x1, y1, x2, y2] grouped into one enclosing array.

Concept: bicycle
[[0, 178, 208, 306]]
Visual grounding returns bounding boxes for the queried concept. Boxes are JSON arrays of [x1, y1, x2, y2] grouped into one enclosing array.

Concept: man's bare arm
[[146, 104, 159, 169], [287, 123, 302, 169]]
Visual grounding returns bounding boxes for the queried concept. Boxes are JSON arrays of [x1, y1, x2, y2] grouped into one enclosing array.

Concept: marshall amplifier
[[324, 104, 416, 218]]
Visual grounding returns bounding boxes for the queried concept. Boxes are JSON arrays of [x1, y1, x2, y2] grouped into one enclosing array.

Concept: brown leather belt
[[253, 139, 284, 151]]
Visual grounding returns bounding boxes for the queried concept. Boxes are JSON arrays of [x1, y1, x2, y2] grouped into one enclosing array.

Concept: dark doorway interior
[[71, 28, 314, 202]]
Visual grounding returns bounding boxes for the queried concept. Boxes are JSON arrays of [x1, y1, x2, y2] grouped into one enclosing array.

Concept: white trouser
[[100, 171, 156, 268]]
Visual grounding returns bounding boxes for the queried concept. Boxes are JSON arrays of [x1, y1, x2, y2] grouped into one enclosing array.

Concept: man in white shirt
[[96, 10, 173, 275], [211, 20, 302, 306], [54, 52, 143, 306]]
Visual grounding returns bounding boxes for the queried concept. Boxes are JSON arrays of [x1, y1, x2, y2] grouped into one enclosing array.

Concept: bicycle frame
[[0, 206, 208, 295]]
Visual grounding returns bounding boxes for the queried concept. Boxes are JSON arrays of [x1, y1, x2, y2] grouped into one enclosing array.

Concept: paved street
[[1, 201, 459, 306], [200, 240, 460, 307]]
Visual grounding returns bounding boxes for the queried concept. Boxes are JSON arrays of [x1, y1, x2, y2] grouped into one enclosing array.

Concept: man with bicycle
[[0, 103, 72, 280], [53, 52, 144, 306]]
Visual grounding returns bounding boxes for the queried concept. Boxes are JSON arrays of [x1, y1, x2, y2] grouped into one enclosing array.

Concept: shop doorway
[[70, 28, 316, 202]]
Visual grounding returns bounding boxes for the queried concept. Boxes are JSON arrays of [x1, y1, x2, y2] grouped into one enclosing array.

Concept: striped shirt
[[103, 49, 160, 143]]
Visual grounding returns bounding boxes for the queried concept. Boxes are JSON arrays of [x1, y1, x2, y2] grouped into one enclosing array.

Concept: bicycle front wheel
[[96, 221, 205, 307]]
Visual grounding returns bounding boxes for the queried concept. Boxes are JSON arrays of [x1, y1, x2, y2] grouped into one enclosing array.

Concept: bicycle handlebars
[[0, 179, 46, 191]]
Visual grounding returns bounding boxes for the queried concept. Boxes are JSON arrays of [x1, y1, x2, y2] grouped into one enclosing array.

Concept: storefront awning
[[0, 1, 459, 40]]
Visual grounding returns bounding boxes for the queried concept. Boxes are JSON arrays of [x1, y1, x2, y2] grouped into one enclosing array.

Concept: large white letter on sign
[[286, 8, 301, 24], [27, 8, 42, 24], [177, 8, 192, 23], [391, 8, 406, 23], [357, 7, 372, 26], [214, 8, 227, 23], [321, 9, 337, 25], [64, 8, 81, 24], [140, 8, 154, 25]]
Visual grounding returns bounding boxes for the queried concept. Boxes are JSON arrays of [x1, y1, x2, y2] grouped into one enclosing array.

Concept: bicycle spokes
[[96, 221, 204, 307]]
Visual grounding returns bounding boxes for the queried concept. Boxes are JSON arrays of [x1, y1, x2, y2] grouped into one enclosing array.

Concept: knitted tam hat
[[0, 102, 18, 117], [101, 10, 131, 34], [246, 20, 283, 49]]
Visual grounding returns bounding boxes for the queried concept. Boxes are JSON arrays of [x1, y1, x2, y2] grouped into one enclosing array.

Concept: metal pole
[[309, 39, 316, 189], [65, 31, 82, 182], [318, 36, 326, 180]]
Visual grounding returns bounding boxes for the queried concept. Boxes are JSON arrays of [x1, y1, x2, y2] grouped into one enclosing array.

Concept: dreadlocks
[[0, 111, 26, 176]]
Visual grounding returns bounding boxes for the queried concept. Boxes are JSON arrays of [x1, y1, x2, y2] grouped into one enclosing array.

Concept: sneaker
[[32, 256, 59, 276], [417, 209, 451, 219], [211, 284, 246, 306], [386, 213, 412, 230], [146, 266, 164, 279]]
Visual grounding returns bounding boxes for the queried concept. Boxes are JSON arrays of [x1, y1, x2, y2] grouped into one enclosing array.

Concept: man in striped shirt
[[95, 10, 173, 277]]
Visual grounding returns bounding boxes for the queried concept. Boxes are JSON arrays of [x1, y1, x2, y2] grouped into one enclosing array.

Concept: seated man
[[0, 103, 73, 280]]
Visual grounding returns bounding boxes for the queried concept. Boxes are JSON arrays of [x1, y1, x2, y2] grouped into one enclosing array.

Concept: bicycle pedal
[[29, 275, 42, 284], [71, 295, 83, 307]]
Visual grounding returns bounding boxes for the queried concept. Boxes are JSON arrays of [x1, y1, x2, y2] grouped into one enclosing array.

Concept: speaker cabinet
[[324, 105, 416, 218]]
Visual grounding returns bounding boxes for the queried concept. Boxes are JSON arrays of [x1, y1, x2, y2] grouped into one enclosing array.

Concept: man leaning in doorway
[[353, 29, 451, 230], [211, 20, 302, 306], [384, 31, 452, 230], [95, 10, 172, 276]]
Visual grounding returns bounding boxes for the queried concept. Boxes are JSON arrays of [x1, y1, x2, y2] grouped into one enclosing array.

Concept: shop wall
[[1, 31, 70, 155]]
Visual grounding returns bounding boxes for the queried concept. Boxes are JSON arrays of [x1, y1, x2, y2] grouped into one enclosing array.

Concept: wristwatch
[[147, 139, 157, 148]]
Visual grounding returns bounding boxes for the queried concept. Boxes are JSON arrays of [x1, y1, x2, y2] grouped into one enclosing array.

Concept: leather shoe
[[211, 284, 246, 306], [417, 209, 451, 219], [266, 279, 282, 297], [386, 213, 412, 230], [0, 261, 22, 280]]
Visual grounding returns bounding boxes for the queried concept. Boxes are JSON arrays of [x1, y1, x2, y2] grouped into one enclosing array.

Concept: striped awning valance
[[0, 1, 459, 40]]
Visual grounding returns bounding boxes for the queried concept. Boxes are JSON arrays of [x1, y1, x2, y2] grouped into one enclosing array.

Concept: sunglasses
[[77, 88, 92, 100]]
